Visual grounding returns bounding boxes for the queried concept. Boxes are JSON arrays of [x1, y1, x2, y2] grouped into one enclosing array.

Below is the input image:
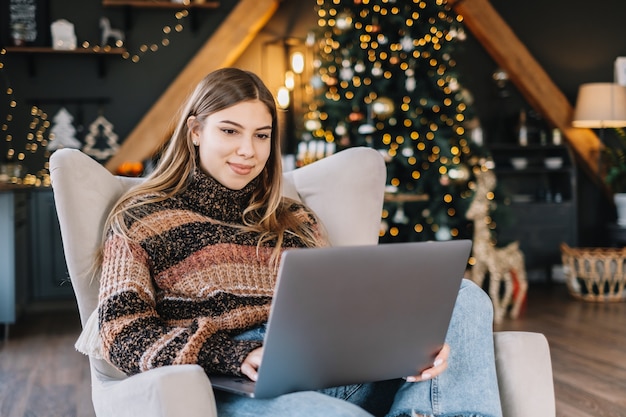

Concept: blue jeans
[[215, 279, 503, 417]]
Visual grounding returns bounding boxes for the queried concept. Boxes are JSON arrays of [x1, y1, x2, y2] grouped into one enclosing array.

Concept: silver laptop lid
[[249, 239, 471, 399]]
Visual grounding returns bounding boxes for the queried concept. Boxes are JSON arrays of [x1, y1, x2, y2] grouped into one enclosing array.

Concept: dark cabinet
[[30, 190, 72, 300], [489, 144, 578, 280], [0, 190, 30, 338], [0, 188, 71, 337]]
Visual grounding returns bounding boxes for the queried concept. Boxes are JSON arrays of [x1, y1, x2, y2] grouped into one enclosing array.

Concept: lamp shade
[[572, 82, 626, 128]]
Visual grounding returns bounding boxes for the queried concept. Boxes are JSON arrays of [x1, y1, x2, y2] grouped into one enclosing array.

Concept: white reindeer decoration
[[100, 17, 125, 47], [466, 168, 528, 323]]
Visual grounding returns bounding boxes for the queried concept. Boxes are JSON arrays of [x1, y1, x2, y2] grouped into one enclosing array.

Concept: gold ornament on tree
[[371, 96, 395, 119], [441, 163, 470, 186], [335, 11, 353, 30]]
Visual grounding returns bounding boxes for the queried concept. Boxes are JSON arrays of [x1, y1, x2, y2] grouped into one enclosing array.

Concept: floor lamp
[[572, 82, 626, 135], [573, 82, 626, 226], [572, 82, 626, 185]]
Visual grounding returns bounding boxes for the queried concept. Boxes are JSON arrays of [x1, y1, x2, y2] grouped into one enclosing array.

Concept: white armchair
[[50, 147, 555, 417]]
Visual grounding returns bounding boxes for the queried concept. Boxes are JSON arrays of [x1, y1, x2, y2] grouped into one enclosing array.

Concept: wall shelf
[[487, 142, 578, 281], [102, 0, 219, 9], [384, 192, 429, 203], [102, 0, 220, 31], [4, 46, 126, 77], [4, 46, 126, 54]]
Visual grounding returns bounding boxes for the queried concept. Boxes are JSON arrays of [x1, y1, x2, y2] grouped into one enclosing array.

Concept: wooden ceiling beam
[[105, 0, 280, 173], [448, 0, 603, 181]]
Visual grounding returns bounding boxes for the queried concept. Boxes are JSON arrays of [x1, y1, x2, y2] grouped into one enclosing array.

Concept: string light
[[1, 48, 18, 171], [314, 0, 480, 241], [0, 9, 191, 186], [76, 10, 190, 63]]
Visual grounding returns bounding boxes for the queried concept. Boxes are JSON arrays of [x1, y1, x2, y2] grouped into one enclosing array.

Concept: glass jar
[[11, 23, 27, 46]]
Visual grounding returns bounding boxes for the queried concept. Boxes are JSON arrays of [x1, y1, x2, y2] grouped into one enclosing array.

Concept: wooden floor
[[494, 283, 626, 417], [0, 306, 94, 417], [0, 283, 625, 417]]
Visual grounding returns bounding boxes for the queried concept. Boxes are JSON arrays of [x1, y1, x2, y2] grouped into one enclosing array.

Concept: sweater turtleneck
[[179, 169, 257, 224]]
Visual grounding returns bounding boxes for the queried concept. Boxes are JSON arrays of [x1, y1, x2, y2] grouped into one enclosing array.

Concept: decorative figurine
[[83, 114, 120, 161], [51, 19, 77, 50], [100, 17, 125, 47], [466, 169, 528, 323], [48, 107, 82, 151]]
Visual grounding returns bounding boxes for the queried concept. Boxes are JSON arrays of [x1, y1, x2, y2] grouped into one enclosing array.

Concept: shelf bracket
[[122, 6, 134, 31], [97, 55, 107, 78], [190, 9, 200, 32], [26, 55, 37, 77]]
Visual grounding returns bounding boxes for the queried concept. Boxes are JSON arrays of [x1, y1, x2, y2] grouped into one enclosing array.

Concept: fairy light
[[1, 48, 17, 165], [1, 46, 58, 185], [75, 9, 189, 64], [1, 8, 191, 186], [313, 0, 480, 240], [124, 10, 189, 63]]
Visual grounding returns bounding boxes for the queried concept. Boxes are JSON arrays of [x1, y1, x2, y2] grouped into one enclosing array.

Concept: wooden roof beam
[[105, 0, 280, 173], [448, 0, 603, 182]]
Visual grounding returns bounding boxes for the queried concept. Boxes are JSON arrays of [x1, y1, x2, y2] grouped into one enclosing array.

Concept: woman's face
[[188, 100, 273, 190]]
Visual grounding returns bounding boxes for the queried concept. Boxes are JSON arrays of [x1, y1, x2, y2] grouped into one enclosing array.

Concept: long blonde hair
[[100, 68, 320, 269]]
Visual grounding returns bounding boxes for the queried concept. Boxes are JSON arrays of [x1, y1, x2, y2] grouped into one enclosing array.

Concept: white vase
[[614, 193, 626, 226]]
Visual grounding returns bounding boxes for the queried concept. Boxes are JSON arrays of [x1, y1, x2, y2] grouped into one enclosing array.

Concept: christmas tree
[[303, 0, 494, 243]]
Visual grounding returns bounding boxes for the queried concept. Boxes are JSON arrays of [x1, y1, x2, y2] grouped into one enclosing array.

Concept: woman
[[96, 67, 502, 417]]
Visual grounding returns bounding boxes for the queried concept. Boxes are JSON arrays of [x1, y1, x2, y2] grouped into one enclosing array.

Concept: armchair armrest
[[494, 331, 555, 417], [91, 364, 217, 417]]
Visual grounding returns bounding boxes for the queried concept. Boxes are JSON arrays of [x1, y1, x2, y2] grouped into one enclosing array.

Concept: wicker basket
[[561, 243, 626, 302]]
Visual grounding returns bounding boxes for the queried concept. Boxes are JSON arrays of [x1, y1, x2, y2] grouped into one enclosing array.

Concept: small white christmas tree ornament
[[47, 107, 82, 151], [82, 115, 120, 161]]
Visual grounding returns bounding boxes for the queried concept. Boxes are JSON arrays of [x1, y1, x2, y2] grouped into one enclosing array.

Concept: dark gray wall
[[455, 0, 626, 130], [1, 0, 237, 171], [4, 0, 625, 167], [450, 0, 626, 246], [2, 0, 624, 244]]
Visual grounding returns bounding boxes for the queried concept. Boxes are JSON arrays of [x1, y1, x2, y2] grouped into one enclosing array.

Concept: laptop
[[210, 239, 472, 399]]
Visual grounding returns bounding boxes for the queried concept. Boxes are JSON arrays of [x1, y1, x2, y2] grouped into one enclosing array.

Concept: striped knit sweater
[[98, 169, 324, 377]]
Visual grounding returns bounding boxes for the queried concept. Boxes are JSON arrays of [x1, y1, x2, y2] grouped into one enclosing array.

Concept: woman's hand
[[405, 343, 450, 382], [241, 347, 264, 381]]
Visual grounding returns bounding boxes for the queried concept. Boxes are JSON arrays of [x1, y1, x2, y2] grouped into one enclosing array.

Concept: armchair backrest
[[49, 147, 386, 378], [281, 147, 386, 247]]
